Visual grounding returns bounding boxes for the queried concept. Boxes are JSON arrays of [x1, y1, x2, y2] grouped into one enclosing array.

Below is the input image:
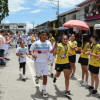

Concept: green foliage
[[0, 0, 9, 23]]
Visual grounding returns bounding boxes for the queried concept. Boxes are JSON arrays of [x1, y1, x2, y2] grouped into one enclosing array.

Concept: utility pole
[[48, 0, 59, 27]]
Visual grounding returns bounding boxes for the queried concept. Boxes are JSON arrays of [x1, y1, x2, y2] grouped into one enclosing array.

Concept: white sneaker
[[82, 82, 88, 87], [42, 90, 48, 97], [77, 79, 84, 84], [35, 77, 39, 84], [21, 74, 26, 79], [23, 75, 26, 79]]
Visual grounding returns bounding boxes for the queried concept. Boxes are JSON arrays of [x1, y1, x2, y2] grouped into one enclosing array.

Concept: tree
[[0, 0, 9, 23]]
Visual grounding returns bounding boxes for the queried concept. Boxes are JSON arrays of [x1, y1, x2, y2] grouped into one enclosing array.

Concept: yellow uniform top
[[49, 36, 55, 41], [89, 43, 100, 67], [55, 43, 69, 64], [80, 42, 90, 58], [68, 41, 77, 56]]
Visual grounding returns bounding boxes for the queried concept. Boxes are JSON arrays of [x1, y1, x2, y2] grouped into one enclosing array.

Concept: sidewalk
[[0, 46, 100, 100]]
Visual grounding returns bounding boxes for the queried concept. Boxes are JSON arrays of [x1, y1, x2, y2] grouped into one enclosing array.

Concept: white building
[[0, 23, 26, 34]]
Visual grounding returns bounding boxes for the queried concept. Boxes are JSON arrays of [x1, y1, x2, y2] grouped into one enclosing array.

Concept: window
[[63, 17, 66, 23], [4, 26, 9, 29], [18, 26, 24, 28]]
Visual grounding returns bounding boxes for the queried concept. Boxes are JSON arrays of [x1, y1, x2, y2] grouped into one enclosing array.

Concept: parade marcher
[[4, 33, 11, 60], [16, 33, 22, 48], [16, 40, 30, 81], [78, 34, 90, 87], [68, 34, 77, 77], [49, 38, 56, 77], [27, 33, 32, 51], [31, 33, 35, 43], [34, 34, 39, 41], [22, 30, 28, 46], [49, 33, 55, 41], [14, 31, 19, 48], [53, 35, 72, 96], [30, 31, 56, 97], [88, 34, 100, 95], [0, 30, 6, 65]]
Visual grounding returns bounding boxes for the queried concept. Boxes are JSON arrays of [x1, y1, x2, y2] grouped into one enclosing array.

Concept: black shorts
[[78, 57, 88, 66], [55, 63, 71, 72], [89, 65, 99, 74], [19, 62, 26, 69], [69, 55, 76, 63]]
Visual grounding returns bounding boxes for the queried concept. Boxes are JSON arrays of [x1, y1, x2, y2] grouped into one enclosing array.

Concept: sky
[[2, 0, 85, 30]]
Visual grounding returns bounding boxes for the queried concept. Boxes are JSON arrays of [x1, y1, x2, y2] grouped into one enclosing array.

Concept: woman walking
[[78, 34, 90, 87], [53, 35, 72, 96]]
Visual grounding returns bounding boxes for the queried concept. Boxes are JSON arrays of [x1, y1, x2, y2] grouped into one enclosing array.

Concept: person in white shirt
[[27, 33, 32, 51], [22, 30, 28, 46], [4, 33, 11, 60], [49, 38, 56, 78], [16, 33, 22, 48], [30, 31, 56, 97], [14, 31, 19, 48], [0, 30, 6, 65], [16, 40, 30, 81]]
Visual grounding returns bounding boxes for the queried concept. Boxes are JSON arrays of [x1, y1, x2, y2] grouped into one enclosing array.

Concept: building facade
[[59, 8, 80, 26], [0, 23, 26, 34]]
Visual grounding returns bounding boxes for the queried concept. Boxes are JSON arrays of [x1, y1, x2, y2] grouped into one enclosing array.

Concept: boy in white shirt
[[22, 31, 28, 46], [30, 31, 56, 97]]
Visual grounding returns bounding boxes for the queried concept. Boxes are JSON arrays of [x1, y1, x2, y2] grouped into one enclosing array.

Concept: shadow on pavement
[[31, 85, 72, 100], [16, 74, 31, 82], [0, 90, 3, 100]]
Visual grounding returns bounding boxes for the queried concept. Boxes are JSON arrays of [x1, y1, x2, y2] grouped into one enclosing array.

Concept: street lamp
[[48, 0, 59, 27]]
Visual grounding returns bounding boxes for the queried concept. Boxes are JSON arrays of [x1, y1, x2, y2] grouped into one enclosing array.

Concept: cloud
[[30, 9, 43, 13], [34, 0, 84, 8], [26, 21, 33, 30], [9, 0, 30, 12], [5, 21, 10, 23]]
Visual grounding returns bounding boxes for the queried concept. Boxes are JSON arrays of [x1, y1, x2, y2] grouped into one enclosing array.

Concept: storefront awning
[[94, 24, 100, 29]]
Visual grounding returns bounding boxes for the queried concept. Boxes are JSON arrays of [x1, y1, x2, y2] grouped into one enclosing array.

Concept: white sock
[[42, 85, 46, 90], [50, 66, 53, 73]]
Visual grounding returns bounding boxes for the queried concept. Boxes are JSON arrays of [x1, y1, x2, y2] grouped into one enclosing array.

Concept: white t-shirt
[[27, 36, 32, 45], [22, 33, 28, 41], [0, 35, 5, 50], [30, 40, 52, 62], [16, 47, 27, 63], [49, 43, 55, 60]]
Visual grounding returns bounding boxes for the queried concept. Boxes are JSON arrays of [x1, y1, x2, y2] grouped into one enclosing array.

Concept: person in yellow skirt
[[68, 34, 77, 77], [78, 34, 90, 87], [88, 34, 100, 95]]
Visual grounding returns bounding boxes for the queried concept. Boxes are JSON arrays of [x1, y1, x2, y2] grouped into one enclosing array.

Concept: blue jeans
[[0, 49, 5, 63]]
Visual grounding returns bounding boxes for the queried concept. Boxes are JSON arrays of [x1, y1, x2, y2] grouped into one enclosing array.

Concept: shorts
[[89, 65, 99, 74], [69, 55, 76, 63], [78, 57, 88, 66], [55, 63, 71, 72], [19, 62, 26, 68], [34, 62, 49, 77]]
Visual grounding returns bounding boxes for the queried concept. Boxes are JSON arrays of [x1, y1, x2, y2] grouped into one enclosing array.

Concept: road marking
[[26, 57, 40, 87]]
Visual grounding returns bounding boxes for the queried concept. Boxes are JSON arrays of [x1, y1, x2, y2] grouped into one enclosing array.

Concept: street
[[0, 45, 100, 100]]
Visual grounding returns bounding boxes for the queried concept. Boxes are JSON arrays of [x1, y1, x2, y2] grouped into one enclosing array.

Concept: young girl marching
[[78, 34, 90, 87], [16, 40, 30, 81], [88, 34, 100, 95]]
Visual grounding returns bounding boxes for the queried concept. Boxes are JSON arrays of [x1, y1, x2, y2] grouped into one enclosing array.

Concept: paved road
[[0, 45, 100, 100]]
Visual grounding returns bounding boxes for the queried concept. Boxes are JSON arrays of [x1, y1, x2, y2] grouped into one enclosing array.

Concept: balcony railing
[[85, 11, 100, 21]]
